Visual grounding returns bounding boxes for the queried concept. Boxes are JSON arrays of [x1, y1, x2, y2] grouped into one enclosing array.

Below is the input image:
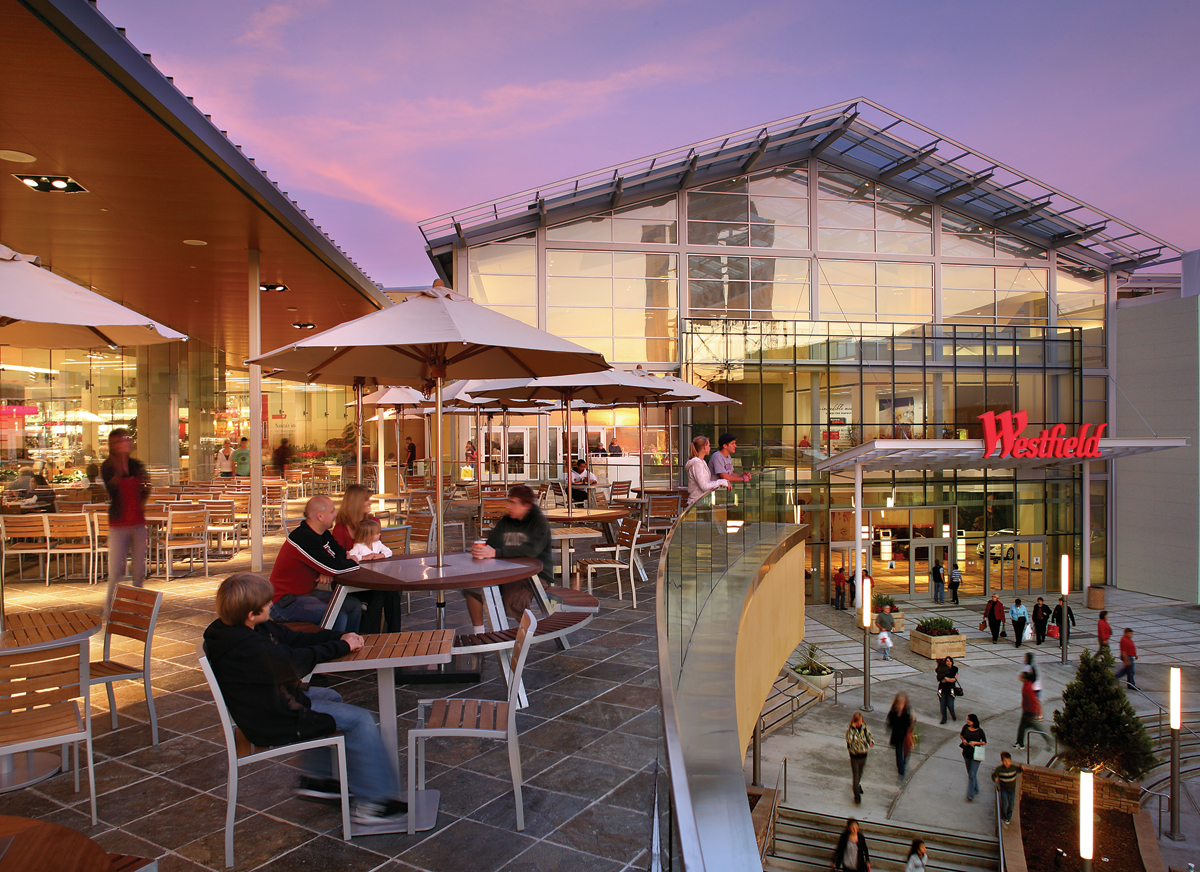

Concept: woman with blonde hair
[[684, 435, 730, 507], [332, 484, 374, 551], [331, 483, 394, 631]]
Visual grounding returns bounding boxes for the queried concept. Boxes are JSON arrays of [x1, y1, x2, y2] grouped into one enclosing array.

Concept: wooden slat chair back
[[645, 494, 682, 532], [406, 514, 435, 553], [575, 516, 643, 607], [405, 473, 426, 490], [610, 480, 631, 499], [201, 500, 243, 558], [285, 468, 307, 498], [536, 483, 550, 508], [83, 503, 108, 514], [56, 498, 88, 514], [90, 586, 163, 744], [591, 490, 610, 510], [163, 509, 209, 580], [479, 496, 509, 535], [46, 513, 94, 586], [480, 484, 506, 496], [264, 483, 287, 528], [198, 644, 350, 867], [379, 524, 412, 555], [1, 514, 48, 583], [0, 642, 97, 824], [463, 483, 481, 502], [311, 464, 332, 494], [408, 610, 537, 834], [549, 480, 567, 508]]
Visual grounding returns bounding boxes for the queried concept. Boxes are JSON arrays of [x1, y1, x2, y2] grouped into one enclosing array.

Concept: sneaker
[[1013, 743, 1025, 750], [296, 776, 341, 805], [352, 799, 408, 824], [966, 795, 974, 802]]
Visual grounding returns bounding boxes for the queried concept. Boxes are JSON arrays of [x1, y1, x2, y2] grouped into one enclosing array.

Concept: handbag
[[954, 683, 964, 697], [978, 619, 987, 632], [973, 744, 986, 762], [1048, 624, 1060, 639]]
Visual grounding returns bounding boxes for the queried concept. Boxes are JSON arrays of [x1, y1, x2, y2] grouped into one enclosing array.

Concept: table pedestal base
[[349, 789, 439, 835], [0, 751, 61, 792]]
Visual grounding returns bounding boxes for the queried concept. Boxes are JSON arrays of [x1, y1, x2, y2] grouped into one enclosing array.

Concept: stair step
[[773, 831, 997, 871], [778, 807, 997, 854]]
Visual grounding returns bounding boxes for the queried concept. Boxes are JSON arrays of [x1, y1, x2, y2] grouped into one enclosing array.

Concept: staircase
[[1139, 710, 1200, 800], [759, 671, 823, 738], [765, 807, 999, 872]]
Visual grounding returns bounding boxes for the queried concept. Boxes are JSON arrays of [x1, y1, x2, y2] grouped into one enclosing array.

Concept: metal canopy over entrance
[[815, 436, 1187, 598]]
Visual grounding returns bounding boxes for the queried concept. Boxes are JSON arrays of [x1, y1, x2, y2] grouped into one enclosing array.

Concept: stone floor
[[1, 520, 662, 872]]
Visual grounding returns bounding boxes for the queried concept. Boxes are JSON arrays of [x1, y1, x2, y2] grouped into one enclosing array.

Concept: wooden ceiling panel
[[0, 0, 385, 364]]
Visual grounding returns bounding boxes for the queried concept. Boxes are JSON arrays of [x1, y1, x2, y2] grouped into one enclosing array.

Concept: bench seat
[[452, 610, 593, 654], [541, 585, 600, 613]]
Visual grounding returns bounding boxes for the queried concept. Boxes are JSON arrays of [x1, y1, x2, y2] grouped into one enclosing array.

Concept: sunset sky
[[99, 0, 1199, 288]]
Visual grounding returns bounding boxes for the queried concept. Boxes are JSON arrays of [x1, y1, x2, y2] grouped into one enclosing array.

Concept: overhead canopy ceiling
[[814, 438, 1188, 475], [0, 0, 390, 363], [420, 98, 1183, 279]]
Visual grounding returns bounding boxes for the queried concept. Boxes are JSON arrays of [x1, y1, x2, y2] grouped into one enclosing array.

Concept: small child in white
[[348, 518, 393, 561], [349, 519, 402, 633], [878, 630, 893, 661]]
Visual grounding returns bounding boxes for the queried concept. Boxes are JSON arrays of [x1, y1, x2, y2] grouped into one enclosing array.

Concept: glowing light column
[[1060, 555, 1070, 666], [1080, 768, 1094, 872], [1168, 666, 1185, 840]]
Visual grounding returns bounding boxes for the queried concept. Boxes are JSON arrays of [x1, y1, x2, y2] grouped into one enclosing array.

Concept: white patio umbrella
[[249, 282, 608, 568], [439, 380, 555, 485], [630, 369, 741, 487], [473, 370, 672, 508], [0, 245, 185, 347], [360, 386, 427, 493]]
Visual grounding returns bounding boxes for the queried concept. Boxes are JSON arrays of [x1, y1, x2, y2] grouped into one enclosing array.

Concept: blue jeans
[[965, 756, 980, 799], [271, 589, 361, 633], [1116, 658, 1137, 688], [939, 690, 955, 723], [999, 783, 1016, 822], [894, 741, 908, 777], [305, 686, 399, 805], [933, 580, 945, 603]]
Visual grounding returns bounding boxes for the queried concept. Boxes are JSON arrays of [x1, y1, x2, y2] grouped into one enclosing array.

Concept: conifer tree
[[1051, 648, 1158, 781]]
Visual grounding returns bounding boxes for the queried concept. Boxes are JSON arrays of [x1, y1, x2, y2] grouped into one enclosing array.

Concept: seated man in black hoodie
[[203, 572, 407, 824], [466, 484, 552, 633]]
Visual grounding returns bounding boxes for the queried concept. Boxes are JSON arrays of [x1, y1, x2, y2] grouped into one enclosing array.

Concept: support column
[[248, 250, 263, 572], [1081, 460, 1091, 591]]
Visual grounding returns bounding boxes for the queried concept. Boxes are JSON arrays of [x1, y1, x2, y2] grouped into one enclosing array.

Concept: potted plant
[[909, 616, 966, 659], [869, 593, 904, 634], [790, 643, 835, 691]]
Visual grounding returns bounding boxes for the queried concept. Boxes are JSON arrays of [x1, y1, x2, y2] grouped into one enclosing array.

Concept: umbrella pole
[[474, 406, 482, 483], [376, 407, 385, 500], [486, 413, 494, 484], [355, 381, 364, 484], [566, 394, 573, 519], [394, 405, 402, 489], [666, 404, 674, 488], [435, 378, 445, 570], [638, 399, 645, 493], [502, 408, 510, 490]]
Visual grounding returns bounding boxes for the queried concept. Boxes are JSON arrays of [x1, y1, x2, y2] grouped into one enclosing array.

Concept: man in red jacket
[[269, 495, 363, 632], [1014, 673, 1041, 750], [1115, 628, 1138, 690]]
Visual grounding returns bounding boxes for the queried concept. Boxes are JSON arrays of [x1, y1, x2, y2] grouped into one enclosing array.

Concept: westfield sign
[[979, 410, 1106, 459]]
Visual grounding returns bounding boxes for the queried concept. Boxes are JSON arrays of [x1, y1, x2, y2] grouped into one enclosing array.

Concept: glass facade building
[[435, 144, 1132, 600]]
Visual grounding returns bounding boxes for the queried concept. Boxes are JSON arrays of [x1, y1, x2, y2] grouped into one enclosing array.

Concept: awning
[[814, 437, 1188, 475]]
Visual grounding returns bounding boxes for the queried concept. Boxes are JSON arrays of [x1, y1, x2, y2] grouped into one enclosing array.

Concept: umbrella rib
[[88, 326, 119, 348], [444, 345, 489, 366], [386, 345, 430, 364], [307, 346, 356, 380], [0, 318, 19, 329], [496, 347, 539, 379]]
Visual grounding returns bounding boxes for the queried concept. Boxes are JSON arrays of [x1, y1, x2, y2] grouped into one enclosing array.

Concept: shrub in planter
[[869, 594, 904, 633], [871, 593, 896, 612], [910, 616, 965, 659], [790, 643, 835, 689]]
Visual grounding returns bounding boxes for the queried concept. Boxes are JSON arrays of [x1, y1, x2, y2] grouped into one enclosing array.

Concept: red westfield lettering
[[979, 410, 1106, 459]]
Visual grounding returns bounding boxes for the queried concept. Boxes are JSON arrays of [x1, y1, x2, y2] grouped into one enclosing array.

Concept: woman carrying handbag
[[959, 714, 987, 801]]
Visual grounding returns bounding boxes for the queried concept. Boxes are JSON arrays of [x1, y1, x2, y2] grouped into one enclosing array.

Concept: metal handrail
[[832, 670, 844, 705], [766, 758, 788, 862], [1022, 729, 1057, 765], [996, 790, 1007, 872], [1140, 786, 1169, 839], [1128, 685, 1200, 745]]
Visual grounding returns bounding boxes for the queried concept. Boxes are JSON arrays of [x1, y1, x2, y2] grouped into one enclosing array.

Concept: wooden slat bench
[[451, 610, 593, 655]]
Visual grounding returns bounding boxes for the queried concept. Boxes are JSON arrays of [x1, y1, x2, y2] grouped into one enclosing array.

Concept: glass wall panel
[[818, 260, 933, 322], [1056, 258, 1107, 367], [818, 164, 932, 254], [942, 209, 1048, 259], [468, 234, 537, 326], [548, 195, 678, 244], [688, 256, 809, 320], [687, 167, 809, 250]]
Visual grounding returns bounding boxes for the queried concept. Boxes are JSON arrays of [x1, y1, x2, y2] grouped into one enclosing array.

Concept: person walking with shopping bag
[[1009, 598, 1028, 648], [960, 714, 986, 801], [844, 712, 873, 805], [983, 594, 1005, 643], [1031, 597, 1051, 645]]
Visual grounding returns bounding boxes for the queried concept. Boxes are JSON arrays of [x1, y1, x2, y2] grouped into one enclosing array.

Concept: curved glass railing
[[655, 468, 805, 871]]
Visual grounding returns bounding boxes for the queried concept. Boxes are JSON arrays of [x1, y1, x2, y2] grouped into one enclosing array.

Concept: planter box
[[909, 629, 966, 660], [791, 670, 834, 692], [870, 611, 904, 634]]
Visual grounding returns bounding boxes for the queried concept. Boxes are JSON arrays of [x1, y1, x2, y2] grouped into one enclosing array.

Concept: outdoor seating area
[[0, 515, 662, 871]]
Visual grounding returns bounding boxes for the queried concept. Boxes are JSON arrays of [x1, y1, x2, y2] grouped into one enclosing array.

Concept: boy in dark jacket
[[465, 484, 552, 632], [203, 573, 406, 823]]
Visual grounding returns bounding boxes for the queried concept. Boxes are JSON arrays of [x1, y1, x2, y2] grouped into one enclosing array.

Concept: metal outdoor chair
[[46, 513, 93, 585], [575, 516, 643, 607], [198, 643, 350, 867], [162, 509, 209, 579], [408, 610, 537, 834], [89, 586, 163, 745], [1, 515, 49, 582]]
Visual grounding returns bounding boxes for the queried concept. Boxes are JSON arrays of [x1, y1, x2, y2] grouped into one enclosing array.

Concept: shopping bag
[[1048, 624, 1060, 639], [973, 744, 986, 762], [1023, 623, 1033, 642], [879, 631, 893, 648]]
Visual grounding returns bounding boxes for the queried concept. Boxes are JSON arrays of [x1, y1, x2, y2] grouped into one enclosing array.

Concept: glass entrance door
[[987, 537, 1046, 597], [910, 539, 952, 598]]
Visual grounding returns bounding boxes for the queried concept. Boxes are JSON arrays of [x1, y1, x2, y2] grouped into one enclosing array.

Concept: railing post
[[752, 718, 763, 787]]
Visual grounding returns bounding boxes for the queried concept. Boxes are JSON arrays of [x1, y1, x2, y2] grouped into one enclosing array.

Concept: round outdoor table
[[0, 611, 100, 793], [335, 552, 543, 632], [0, 814, 109, 871], [543, 507, 629, 524]]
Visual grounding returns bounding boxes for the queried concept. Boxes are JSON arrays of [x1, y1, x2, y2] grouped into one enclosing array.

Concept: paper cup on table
[[472, 539, 487, 559]]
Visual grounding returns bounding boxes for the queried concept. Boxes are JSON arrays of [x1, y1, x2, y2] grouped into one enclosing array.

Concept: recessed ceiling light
[[13, 174, 86, 193], [259, 283, 289, 292], [183, 239, 207, 246], [0, 150, 36, 163], [287, 307, 298, 312]]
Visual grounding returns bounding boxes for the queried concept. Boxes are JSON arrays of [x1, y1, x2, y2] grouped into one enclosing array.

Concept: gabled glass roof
[[418, 98, 1182, 271]]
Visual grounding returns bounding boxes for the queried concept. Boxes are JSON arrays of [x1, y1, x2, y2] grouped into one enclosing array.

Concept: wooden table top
[[341, 551, 542, 592], [551, 526, 604, 541], [1, 611, 99, 650], [544, 507, 630, 523], [0, 815, 109, 871], [312, 630, 454, 673]]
